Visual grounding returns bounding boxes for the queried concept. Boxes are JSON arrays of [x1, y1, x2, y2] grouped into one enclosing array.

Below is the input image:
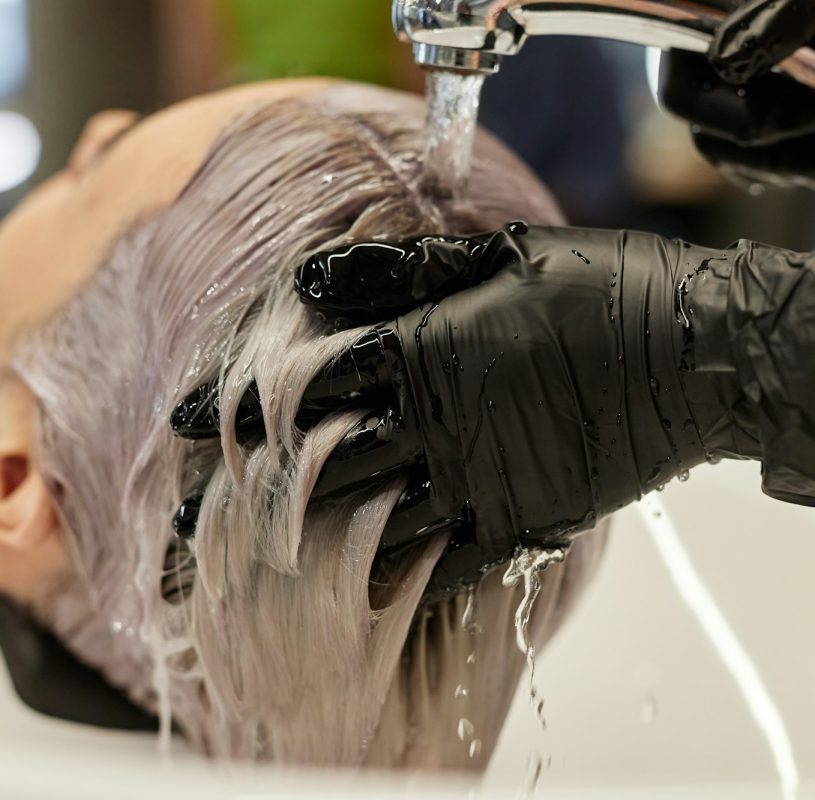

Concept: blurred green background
[[0, 0, 812, 249]]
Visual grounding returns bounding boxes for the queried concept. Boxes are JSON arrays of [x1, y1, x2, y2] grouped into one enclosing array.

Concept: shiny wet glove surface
[[173, 224, 815, 601]]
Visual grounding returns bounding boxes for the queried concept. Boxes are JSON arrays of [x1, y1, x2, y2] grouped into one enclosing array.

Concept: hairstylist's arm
[[292, 224, 815, 593]]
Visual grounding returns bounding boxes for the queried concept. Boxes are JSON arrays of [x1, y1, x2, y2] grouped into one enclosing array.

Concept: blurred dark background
[[1, 0, 813, 249]]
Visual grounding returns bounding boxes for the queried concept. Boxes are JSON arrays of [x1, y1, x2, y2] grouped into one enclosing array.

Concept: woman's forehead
[[0, 78, 333, 364]]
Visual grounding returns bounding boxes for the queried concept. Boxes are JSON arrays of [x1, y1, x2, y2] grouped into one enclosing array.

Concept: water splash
[[639, 493, 798, 800], [422, 70, 485, 199], [503, 547, 567, 674], [503, 547, 566, 796]]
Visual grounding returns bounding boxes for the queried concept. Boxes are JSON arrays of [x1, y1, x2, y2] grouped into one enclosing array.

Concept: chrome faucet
[[393, 0, 815, 87]]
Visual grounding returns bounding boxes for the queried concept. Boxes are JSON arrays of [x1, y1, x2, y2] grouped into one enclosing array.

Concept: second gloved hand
[[659, 0, 815, 188]]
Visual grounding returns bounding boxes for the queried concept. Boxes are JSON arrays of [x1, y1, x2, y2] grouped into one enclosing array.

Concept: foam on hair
[[13, 83, 605, 766]]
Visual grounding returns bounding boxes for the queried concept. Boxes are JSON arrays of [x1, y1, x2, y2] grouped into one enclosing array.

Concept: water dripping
[[422, 70, 485, 199], [461, 584, 481, 635], [503, 546, 566, 677], [524, 753, 544, 796], [457, 586, 481, 757], [641, 692, 658, 724], [457, 718, 475, 741]]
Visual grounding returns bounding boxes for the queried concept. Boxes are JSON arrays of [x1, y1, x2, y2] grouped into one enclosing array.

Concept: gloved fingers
[[709, 0, 815, 85], [171, 324, 406, 440], [660, 48, 815, 147], [298, 325, 405, 426], [171, 489, 205, 540], [311, 406, 423, 498], [378, 480, 494, 604], [379, 476, 463, 554], [422, 528, 495, 604], [170, 379, 263, 441], [169, 455, 432, 545], [693, 129, 815, 190], [380, 487, 461, 554], [293, 225, 526, 326]]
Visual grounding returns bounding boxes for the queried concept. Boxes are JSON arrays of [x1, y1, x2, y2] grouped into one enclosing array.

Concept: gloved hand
[[708, 0, 815, 86], [171, 224, 815, 601], [659, 0, 815, 188], [290, 224, 763, 599]]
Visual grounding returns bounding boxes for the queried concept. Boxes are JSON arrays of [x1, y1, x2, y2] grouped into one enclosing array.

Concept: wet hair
[[13, 84, 605, 765]]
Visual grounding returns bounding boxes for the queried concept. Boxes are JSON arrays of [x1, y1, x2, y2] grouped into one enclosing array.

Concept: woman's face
[[0, 79, 331, 610]]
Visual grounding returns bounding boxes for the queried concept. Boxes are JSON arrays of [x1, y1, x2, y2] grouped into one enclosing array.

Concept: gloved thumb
[[294, 222, 530, 325]]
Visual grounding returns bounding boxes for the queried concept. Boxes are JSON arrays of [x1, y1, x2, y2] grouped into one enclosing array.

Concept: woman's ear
[[0, 453, 57, 551], [0, 376, 59, 553]]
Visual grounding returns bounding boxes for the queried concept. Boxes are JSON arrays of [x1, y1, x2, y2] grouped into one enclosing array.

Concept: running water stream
[[422, 70, 485, 199]]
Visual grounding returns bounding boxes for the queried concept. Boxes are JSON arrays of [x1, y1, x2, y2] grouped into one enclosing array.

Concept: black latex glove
[[290, 223, 815, 600], [659, 0, 815, 188], [172, 224, 815, 601], [708, 0, 815, 85]]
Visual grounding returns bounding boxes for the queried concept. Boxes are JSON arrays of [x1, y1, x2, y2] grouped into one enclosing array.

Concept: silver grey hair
[[13, 84, 605, 766]]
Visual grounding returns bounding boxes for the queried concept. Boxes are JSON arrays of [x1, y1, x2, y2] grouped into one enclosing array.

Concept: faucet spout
[[393, 0, 723, 74], [393, 0, 525, 73], [392, 0, 815, 89]]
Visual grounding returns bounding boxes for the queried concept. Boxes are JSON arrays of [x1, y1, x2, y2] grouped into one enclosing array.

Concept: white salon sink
[[1, 460, 813, 799], [491, 460, 815, 798]]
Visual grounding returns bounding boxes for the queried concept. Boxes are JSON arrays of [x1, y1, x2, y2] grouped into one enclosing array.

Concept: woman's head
[[0, 79, 333, 613], [0, 81, 601, 766]]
